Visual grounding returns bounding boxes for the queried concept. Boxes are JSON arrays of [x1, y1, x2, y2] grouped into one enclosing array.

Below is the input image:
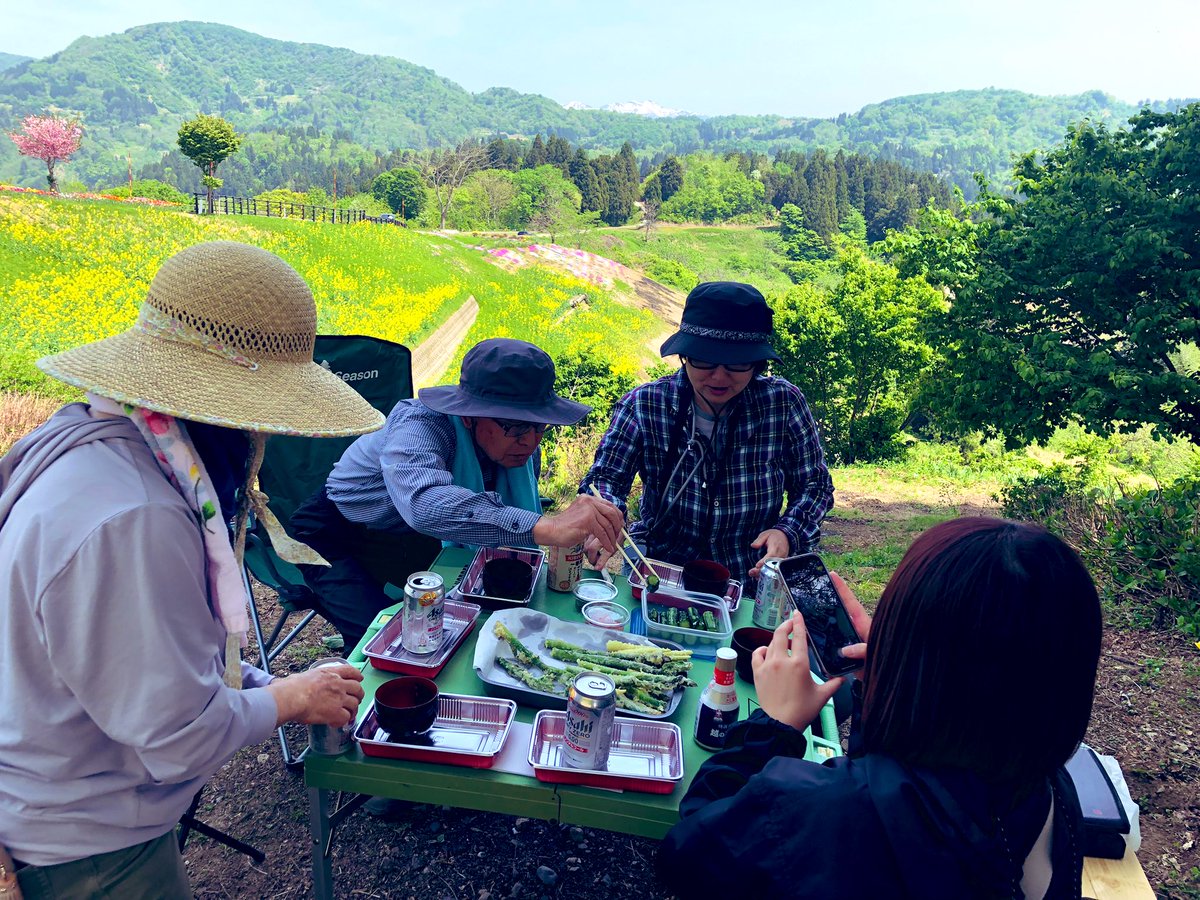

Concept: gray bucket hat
[[418, 338, 590, 426]]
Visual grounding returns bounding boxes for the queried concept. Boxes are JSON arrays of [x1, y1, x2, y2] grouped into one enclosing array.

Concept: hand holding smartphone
[[777, 553, 864, 678]]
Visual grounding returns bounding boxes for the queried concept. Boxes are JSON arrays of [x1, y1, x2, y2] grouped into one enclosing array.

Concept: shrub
[[1001, 466, 1200, 634], [104, 179, 189, 206], [640, 256, 697, 292]]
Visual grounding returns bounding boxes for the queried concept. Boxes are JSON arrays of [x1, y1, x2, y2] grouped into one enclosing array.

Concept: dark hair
[[861, 517, 1101, 787]]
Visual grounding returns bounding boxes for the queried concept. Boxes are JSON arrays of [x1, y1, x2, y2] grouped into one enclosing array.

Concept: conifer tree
[[658, 156, 684, 201], [525, 134, 547, 169]]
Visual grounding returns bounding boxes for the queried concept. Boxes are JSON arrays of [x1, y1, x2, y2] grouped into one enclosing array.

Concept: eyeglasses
[[493, 418, 551, 438], [685, 358, 757, 374]]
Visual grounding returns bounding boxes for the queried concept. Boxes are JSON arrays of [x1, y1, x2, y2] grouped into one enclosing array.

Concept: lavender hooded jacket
[[0, 404, 276, 866]]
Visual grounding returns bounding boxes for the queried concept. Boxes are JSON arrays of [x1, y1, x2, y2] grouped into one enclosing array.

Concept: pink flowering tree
[[7, 115, 84, 193]]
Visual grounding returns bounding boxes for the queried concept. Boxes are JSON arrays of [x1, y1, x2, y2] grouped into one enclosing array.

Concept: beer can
[[402, 571, 446, 656], [307, 657, 355, 756], [752, 557, 791, 629], [546, 542, 584, 593], [562, 672, 616, 770]]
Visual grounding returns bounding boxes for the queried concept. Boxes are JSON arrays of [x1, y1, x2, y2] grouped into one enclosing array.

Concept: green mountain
[[0, 53, 31, 72], [0, 21, 1192, 193]]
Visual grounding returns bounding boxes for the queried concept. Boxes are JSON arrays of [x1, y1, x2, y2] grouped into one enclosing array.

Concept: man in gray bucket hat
[[292, 337, 625, 650]]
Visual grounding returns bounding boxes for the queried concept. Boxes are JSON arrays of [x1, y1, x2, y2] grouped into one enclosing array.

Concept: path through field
[[411, 295, 479, 388]]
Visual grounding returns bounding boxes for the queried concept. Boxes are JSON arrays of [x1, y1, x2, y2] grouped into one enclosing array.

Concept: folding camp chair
[[246, 334, 417, 767]]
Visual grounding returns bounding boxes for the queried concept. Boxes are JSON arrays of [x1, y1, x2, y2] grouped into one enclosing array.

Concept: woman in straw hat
[[0, 241, 371, 899]]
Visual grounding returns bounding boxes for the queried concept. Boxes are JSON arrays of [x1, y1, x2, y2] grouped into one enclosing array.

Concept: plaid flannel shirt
[[581, 369, 834, 584]]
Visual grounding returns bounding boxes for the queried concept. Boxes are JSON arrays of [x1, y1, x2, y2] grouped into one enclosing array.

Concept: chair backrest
[[257, 334, 413, 527]]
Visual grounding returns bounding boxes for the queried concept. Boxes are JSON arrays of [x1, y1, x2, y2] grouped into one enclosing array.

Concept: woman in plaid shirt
[[581, 282, 834, 586]]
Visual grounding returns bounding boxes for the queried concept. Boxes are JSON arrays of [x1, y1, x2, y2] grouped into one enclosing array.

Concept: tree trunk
[[46, 161, 57, 193]]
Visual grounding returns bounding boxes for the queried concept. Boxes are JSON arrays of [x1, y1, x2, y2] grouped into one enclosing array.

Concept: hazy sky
[[5, 0, 1198, 117]]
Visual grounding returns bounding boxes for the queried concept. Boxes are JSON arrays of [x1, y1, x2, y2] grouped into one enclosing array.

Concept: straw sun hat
[[38, 241, 383, 437]]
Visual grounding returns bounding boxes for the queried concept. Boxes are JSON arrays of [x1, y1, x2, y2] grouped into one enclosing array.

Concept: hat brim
[[418, 385, 590, 426], [659, 331, 779, 364], [38, 330, 383, 437]]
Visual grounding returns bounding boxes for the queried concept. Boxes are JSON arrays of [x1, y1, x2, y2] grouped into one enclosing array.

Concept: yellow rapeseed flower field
[[0, 193, 660, 397]]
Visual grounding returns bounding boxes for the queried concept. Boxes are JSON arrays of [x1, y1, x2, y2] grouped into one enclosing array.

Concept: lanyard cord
[[662, 408, 706, 515]]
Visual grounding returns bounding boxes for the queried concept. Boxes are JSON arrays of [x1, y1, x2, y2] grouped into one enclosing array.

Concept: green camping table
[[304, 547, 839, 900]]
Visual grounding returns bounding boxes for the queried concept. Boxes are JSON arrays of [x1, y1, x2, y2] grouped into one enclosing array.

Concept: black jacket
[[658, 711, 1084, 900]]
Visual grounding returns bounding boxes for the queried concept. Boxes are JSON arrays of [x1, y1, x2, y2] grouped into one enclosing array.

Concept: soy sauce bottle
[[694, 647, 739, 750]]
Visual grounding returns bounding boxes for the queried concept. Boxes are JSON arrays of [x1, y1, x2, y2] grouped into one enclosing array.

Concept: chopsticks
[[588, 485, 660, 588]]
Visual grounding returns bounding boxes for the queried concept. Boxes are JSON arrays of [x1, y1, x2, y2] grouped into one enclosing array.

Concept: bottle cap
[[715, 646, 737, 673]]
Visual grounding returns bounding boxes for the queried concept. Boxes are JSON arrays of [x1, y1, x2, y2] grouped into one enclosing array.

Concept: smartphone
[[777, 553, 863, 678]]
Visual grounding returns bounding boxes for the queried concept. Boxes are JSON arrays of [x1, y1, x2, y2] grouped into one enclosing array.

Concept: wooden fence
[[191, 193, 368, 224]]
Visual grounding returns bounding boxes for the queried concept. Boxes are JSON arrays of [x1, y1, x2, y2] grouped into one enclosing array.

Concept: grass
[[0, 391, 62, 455], [570, 223, 796, 294]]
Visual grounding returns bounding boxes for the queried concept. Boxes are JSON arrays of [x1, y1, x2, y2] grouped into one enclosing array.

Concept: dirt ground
[[184, 497, 1200, 899]]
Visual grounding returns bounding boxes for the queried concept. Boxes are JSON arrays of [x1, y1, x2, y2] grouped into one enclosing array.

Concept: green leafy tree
[[774, 247, 944, 462], [661, 153, 765, 224], [177, 113, 241, 213], [778, 203, 828, 261], [372, 166, 426, 219], [883, 194, 980, 294], [472, 170, 517, 229], [928, 106, 1200, 445], [521, 165, 596, 243], [838, 207, 868, 246]]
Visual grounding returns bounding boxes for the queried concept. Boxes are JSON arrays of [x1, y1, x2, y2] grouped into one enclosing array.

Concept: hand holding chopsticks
[[587, 485, 660, 591]]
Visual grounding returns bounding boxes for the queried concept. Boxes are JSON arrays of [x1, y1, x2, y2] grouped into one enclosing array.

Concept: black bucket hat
[[418, 338, 590, 425], [660, 281, 779, 364]]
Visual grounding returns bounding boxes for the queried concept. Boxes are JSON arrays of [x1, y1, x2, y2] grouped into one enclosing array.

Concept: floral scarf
[[88, 393, 250, 688]]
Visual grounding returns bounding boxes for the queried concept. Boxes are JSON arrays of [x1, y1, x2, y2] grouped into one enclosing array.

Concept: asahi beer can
[[307, 657, 355, 756], [402, 571, 446, 655], [546, 542, 584, 593], [562, 672, 617, 770], [753, 557, 791, 629]]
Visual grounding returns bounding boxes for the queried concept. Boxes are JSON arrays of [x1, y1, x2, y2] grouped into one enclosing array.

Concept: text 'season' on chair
[[246, 334, 413, 767]]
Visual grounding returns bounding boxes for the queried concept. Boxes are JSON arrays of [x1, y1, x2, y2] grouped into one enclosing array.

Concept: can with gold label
[[401, 571, 445, 655], [546, 542, 584, 592]]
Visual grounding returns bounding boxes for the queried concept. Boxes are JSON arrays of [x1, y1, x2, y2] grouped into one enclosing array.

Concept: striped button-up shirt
[[581, 370, 834, 584]]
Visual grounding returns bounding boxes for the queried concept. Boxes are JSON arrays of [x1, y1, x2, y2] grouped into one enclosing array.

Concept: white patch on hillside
[[563, 99, 689, 118]]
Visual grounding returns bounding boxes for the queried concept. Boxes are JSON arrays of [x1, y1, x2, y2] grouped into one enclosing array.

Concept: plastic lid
[[715, 646, 737, 672]]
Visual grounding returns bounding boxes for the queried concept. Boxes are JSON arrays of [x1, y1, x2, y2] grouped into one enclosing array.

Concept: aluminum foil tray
[[363, 599, 481, 676], [628, 558, 743, 612], [447, 546, 546, 610], [473, 608, 685, 720], [527, 710, 684, 794], [354, 694, 516, 768]]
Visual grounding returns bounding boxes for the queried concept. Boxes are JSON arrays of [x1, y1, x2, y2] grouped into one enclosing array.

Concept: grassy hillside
[[571, 224, 796, 295], [0, 192, 661, 397], [2, 22, 1195, 192]]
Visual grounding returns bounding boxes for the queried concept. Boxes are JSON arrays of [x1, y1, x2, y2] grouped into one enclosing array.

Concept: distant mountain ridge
[[0, 21, 1193, 192], [0, 53, 31, 73]]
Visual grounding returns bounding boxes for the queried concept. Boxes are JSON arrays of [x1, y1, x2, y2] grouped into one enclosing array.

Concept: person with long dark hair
[[658, 517, 1102, 899]]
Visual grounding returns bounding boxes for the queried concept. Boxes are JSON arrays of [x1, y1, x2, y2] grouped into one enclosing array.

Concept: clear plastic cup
[[581, 599, 631, 630]]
